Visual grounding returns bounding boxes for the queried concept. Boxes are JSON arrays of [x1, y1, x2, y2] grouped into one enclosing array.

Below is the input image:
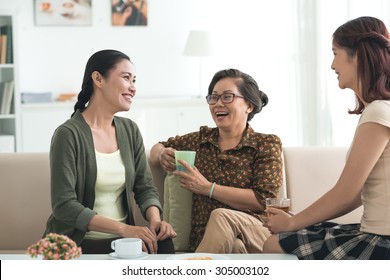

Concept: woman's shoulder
[[361, 100, 390, 127], [114, 115, 140, 130], [243, 128, 282, 153], [252, 131, 281, 140], [199, 125, 215, 134], [248, 127, 282, 144], [54, 116, 84, 134], [167, 126, 208, 141], [253, 133, 282, 148], [114, 115, 136, 124], [365, 100, 390, 112]]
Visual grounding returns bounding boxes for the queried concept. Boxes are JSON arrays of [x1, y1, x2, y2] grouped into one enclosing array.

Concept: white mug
[[111, 238, 142, 258]]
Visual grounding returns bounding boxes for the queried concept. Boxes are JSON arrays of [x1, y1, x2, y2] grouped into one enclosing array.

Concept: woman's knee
[[209, 208, 230, 221]]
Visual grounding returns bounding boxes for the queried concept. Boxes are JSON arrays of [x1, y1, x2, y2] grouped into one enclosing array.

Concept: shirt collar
[[201, 124, 257, 150]]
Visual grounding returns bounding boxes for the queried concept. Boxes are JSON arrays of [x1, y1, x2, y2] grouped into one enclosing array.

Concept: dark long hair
[[333, 16, 390, 114], [207, 68, 268, 121], [71, 49, 131, 117]]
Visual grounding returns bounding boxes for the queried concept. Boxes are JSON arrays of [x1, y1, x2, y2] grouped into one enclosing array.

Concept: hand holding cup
[[263, 198, 293, 234], [266, 198, 291, 213]]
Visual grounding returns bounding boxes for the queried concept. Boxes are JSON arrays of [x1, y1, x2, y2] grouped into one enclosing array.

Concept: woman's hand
[[159, 147, 177, 172], [149, 220, 177, 241], [263, 207, 295, 234], [121, 225, 157, 253], [173, 160, 211, 196]]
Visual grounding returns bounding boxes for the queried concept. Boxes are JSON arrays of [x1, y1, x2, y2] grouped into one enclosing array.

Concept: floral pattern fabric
[[160, 125, 283, 251]]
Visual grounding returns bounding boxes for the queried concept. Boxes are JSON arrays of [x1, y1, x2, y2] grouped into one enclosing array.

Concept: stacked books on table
[[21, 92, 53, 104], [0, 80, 14, 114]]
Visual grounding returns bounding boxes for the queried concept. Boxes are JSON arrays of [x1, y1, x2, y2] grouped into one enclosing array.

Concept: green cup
[[175, 151, 196, 172]]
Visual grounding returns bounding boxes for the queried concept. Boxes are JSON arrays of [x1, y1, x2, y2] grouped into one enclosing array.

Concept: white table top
[[0, 253, 298, 260]]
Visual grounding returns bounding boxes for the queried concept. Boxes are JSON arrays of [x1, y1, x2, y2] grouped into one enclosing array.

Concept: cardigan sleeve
[[49, 124, 96, 231], [117, 117, 163, 221]]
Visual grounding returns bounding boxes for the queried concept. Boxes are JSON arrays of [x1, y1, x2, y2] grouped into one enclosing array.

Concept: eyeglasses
[[206, 93, 245, 105]]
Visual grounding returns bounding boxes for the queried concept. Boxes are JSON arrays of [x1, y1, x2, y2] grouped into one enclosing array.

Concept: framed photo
[[34, 0, 92, 26], [111, 0, 148, 26]]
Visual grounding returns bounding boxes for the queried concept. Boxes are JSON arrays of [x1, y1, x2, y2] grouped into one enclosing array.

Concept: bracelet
[[209, 182, 216, 199]]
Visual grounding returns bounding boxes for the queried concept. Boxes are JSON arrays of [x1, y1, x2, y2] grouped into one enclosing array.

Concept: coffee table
[[0, 253, 297, 260]]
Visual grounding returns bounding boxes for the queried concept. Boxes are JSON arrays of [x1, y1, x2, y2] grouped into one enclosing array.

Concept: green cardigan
[[44, 110, 162, 244]]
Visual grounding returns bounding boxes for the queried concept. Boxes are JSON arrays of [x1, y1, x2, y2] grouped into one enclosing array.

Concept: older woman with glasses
[[149, 68, 283, 253]]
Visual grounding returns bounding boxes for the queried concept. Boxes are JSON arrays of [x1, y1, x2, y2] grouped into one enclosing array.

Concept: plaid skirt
[[278, 222, 390, 260]]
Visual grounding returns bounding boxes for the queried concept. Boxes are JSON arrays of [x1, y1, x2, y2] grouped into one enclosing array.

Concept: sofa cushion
[[0, 153, 51, 252], [163, 173, 192, 252]]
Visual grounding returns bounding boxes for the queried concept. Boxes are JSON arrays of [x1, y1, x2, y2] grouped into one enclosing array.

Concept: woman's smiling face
[[99, 59, 136, 112], [209, 77, 252, 131], [331, 44, 359, 93]]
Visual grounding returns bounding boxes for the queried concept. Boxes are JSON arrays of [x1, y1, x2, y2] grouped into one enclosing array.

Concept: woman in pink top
[[263, 16, 390, 259]]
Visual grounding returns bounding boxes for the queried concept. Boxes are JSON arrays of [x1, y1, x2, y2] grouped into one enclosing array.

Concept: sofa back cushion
[[283, 146, 363, 224]]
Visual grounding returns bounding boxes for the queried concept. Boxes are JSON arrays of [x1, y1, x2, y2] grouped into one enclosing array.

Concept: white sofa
[[0, 147, 363, 253]]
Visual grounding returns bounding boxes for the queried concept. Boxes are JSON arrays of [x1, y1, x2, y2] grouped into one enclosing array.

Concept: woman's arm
[[174, 135, 283, 212], [146, 206, 177, 241], [266, 122, 389, 233], [149, 143, 165, 166], [174, 161, 261, 210], [50, 126, 96, 230], [208, 183, 262, 211], [128, 123, 176, 244]]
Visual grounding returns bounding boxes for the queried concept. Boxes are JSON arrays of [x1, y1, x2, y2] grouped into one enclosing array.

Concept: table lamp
[[183, 30, 215, 97]]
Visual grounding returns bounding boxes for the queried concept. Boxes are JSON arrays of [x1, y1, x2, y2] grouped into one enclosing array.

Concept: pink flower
[[26, 233, 82, 260]]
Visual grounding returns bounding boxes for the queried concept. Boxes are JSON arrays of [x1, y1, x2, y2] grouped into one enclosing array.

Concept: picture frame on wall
[[111, 0, 148, 26], [34, 0, 92, 26]]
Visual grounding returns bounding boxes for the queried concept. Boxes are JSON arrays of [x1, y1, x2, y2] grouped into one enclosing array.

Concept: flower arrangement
[[26, 233, 82, 260]]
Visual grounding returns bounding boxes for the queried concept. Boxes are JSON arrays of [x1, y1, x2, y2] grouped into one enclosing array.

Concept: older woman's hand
[[159, 147, 176, 172], [173, 160, 212, 196]]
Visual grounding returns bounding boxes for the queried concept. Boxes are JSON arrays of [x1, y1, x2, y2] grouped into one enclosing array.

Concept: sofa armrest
[[0, 153, 51, 251]]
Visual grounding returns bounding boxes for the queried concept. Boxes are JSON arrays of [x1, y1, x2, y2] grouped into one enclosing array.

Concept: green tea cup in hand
[[175, 151, 196, 172]]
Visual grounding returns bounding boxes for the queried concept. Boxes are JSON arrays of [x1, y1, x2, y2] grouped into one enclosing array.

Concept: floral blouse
[[160, 124, 283, 251]]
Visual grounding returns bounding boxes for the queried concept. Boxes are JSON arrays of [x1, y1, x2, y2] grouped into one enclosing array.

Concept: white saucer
[[108, 252, 148, 260]]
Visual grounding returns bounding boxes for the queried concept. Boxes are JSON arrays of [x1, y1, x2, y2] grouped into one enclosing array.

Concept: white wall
[[2, 0, 296, 98], [0, 0, 301, 146], [1, 0, 389, 147], [2, 0, 198, 97]]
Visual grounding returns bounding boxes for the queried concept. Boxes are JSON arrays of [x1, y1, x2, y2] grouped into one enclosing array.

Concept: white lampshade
[[183, 30, 215, 57]]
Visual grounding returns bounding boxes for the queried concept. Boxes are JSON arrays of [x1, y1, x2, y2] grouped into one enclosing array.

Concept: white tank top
[[85, 149, 127, 240]]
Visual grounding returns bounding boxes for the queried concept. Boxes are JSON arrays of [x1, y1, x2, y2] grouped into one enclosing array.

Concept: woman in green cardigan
[[44, 49, 176, 255]]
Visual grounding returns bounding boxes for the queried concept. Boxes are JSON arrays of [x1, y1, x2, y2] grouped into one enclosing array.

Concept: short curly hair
[[207, 68, 268, 121]]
